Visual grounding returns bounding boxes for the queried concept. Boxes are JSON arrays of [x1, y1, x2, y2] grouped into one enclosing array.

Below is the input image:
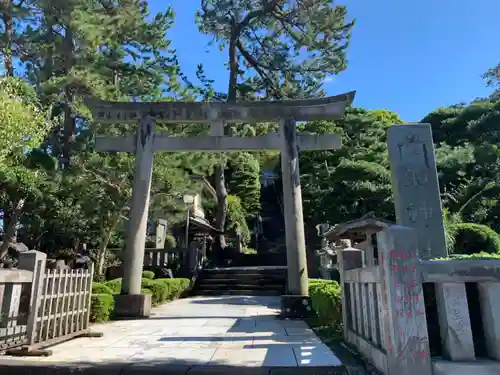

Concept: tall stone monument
[[387, 123, 448, 259], [87, 93, 355, 318]]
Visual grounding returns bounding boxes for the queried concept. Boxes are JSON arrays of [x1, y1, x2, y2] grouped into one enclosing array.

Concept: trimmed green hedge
[[142, 270, 155, 280], [449, 223, 500, 255], [308, 279, 342, 331], [156, 278, 191, 299], [92, 282, 113, 295], [90, 277, 192, 323], [433, 251, 500, 260], [103, 278, 122, 294], [141, 278, 169, 305], [90, 294, 114, 323]]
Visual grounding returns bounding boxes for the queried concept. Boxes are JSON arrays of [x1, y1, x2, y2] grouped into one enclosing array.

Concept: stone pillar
[[115, 115, 155, 318], [337, 240, 364, 340], [279, 117, 310, 318], [377, 226, 432, 375], [387, 124, 447, 259]]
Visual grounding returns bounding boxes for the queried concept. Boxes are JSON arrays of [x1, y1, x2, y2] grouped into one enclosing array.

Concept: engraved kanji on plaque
[[397, 134, 427, 165]]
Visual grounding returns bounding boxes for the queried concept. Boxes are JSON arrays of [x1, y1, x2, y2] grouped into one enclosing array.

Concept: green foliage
[[141, 278, 169, 305], [483, 63, 499, 99], [227, 153, 261, 218], [92, 282, 114, 295], [449, 223, 500, 254], [156, 278, 191, 299], [309, 279, 342, 331], [104, 278, 123, 294], [196, 0, 354, 99], [433, 252, 500, 260], [0, 77, 52, 165], [142, 271, 155, 280], [100, 277, 190, 307], [226, 195, 251, 244], [243, 248, 257, 255], [164, 234, 177, 249], [90, 294, 114, 323]]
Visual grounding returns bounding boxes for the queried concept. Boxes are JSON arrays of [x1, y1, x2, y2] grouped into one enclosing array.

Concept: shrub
[[156, 278, 191, 299], [141, 278, 169, 305], [308, 279, 342, 330], [450, 223, 500, 255], [433, 251, 500, 260], [92, 282, 113, 295], [90, 294, 114, 323], [164, 234, 177, 249], [226, 195, 250, 243], [104, 278, 122, 294], [100, 277, 189, 306], [142, 270, 155, 280]]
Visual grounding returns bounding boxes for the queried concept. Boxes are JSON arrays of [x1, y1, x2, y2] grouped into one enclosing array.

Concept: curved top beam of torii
[[84, 91, 355, 123]]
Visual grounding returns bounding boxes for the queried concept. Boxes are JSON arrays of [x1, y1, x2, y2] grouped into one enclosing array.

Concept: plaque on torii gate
[[86, 92, 355, 318]]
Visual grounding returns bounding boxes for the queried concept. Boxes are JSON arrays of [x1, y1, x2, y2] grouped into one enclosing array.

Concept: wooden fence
[[0, 251, 97, 356], [339, 225, 500, 375]]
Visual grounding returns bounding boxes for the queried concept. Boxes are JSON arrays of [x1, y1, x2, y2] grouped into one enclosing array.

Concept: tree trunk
[[212, 31, 239, 253], [96, 214, 120, 276], [0, 198, 25, 261], [0, 0, 14, 76], [62, 22, 75, 168]]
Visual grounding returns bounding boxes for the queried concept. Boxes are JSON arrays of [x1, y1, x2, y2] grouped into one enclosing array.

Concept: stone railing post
[[377, 225, 432, 375], [337, 240, 364, 340], [478, 282, 500, 360], [0, 277, 22, 329], [18, 251, 46, 346], [435, 282, 475, 361]]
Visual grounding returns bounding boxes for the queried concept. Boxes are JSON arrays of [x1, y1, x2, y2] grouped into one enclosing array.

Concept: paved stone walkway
[[1, 296, 344, 369]]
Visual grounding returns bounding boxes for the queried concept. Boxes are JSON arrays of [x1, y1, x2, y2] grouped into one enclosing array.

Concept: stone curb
[[0, 361, 348, 375]]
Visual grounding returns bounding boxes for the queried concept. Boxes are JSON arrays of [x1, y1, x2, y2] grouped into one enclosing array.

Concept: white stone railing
[[0, 251, 95, 355], [339, 225, 500, 375]]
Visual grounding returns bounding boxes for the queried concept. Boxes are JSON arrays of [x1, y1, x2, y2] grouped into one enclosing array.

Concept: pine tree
[[197, 0, 354, 100]]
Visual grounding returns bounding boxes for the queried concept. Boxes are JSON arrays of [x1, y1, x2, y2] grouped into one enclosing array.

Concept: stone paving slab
[[0, 295, 346, 373]]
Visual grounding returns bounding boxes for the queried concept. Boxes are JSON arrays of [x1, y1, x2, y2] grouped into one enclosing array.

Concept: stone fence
[[0, 251, 95, 355], [143, 248, 183, 268], [143, 246, 204, 276], [339, 225, 500, 375]]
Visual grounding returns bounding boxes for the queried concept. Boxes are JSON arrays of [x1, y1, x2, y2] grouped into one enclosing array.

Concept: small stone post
[[387, 124, 447, 259], [18, 251, 46, 345], [337, 240, 364, 340], [116, 115, 155, 318], [377, 225, 432, 375]]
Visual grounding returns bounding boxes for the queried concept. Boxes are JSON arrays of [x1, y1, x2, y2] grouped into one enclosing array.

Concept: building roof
[[323, 213, 394, 241]]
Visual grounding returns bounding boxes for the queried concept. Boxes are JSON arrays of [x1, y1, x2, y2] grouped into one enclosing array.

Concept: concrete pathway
[[1, 296, 345, 371]]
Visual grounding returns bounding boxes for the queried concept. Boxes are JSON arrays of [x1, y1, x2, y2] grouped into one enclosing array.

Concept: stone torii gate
[[87, 92, 355, 318]]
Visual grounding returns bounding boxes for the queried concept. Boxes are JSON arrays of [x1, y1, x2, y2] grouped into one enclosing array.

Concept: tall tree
[[197, 0, 354, 100], [0, 0, 37, 76], [23, 0, 179, 167], [196, 0, 354, 250]]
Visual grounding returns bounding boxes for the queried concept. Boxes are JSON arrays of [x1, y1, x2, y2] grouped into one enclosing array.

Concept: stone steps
[[195, 289, 284, 296], [194, 267, 287, 297]]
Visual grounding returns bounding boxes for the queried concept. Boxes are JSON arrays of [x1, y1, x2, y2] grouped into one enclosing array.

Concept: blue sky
[[149, 0, 499, 122]]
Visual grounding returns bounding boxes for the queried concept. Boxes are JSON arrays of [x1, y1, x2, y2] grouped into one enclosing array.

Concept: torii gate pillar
[[280, 118, 309, 308]]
